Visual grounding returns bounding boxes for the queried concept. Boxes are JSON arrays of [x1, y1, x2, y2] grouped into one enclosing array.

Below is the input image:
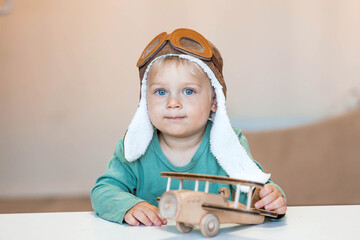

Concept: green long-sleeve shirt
[[91, 121, 285, 224]]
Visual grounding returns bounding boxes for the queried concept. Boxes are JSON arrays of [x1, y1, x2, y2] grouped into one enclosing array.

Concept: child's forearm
[[90, 145, 145, 224], [91, 182, 145, 224]]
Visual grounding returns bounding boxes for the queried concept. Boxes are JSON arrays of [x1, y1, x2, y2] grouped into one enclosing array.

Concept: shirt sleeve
[[90, 138, 145, 224]]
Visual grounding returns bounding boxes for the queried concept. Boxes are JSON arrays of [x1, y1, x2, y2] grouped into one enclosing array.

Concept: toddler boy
[[91, 28, 286, 227]]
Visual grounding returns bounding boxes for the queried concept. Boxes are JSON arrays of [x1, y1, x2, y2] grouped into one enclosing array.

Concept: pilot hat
[[124, 29, 270, 187]]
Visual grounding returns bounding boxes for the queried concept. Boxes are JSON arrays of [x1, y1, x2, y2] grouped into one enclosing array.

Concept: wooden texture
[[161, 172, 264, 187], [159, 172, 278, 236], [159, 188, 275, 238], [202, 203, 278, 218], [245, 109, 360, 205]]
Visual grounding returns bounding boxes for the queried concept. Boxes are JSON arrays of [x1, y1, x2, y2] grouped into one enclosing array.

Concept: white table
[[0, 205, 359, 240]]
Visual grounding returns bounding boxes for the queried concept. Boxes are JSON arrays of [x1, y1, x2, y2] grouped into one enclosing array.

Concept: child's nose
[[167, 97, 182, 109]]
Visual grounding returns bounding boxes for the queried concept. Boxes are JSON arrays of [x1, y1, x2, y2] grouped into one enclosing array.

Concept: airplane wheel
[[200, 213, 220, 237], [218, 187, 230, 199], [176, 222, 193, 233]]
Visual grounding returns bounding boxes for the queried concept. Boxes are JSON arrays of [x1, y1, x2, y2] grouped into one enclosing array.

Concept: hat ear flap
[[124, 64, 154, 161], [209, 84, 271, 191], [124, 95, 154, 161]]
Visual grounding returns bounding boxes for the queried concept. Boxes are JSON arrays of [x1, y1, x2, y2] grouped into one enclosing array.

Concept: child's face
[[147, 62, 217, 138]]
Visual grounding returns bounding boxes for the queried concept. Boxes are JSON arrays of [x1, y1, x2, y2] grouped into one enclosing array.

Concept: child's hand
[[254, 185, 287, 214], [124, 202, 167, 226]]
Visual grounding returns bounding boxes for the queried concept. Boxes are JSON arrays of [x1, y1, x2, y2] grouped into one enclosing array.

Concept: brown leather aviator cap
[[137, 28, 227, 96]]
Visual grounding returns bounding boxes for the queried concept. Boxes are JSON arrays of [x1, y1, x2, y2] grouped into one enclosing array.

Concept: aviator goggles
[[136, 28, 222, 74]]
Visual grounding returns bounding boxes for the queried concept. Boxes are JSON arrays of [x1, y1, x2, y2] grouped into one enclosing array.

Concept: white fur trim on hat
[[124, 54, 270, 190]]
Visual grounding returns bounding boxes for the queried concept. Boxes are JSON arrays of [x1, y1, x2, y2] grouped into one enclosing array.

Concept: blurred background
[[1, 0, 359, 213]]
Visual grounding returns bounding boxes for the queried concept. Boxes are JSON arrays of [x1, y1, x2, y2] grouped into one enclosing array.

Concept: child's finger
[[132, 210, 153, 226], [259, 185, 275, 198], [148, 205, 167, 225], [161, 218, 167, 225], [274, 205, 287, 214], [156, 212, 167, 225], [255, 190, 277, 209], [264, 196, 286, 211], [124, 213, 140, 226], [143, 208, 163, 227]]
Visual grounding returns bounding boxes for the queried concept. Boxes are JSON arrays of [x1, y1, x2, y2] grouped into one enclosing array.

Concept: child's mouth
[[166, 116, 185, 120]]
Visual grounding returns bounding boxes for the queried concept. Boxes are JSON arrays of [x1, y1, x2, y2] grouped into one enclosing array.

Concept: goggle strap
[[211, 55, 223, 75]]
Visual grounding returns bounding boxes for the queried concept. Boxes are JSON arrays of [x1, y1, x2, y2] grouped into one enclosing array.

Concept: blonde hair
[[147, 56, 210, 83]]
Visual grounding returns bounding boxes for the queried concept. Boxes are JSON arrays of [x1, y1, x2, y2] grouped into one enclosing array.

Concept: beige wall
[[0, 0, 359, 198]]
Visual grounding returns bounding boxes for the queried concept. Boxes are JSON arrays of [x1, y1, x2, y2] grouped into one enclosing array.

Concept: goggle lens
[[179, 37, 205, 54], [142, 39, 160, 59]]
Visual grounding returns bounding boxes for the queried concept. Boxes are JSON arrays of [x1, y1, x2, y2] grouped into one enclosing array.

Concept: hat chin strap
[[124, 54, 270, 190]]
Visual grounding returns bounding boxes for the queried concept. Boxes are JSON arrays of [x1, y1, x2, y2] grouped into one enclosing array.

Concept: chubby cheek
[[147, 96, 164, 125], [185, 99, 212, 122], [192, 107, 211, 122]]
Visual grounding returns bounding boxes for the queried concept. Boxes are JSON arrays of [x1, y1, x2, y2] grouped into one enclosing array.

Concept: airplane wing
[[161, 172, 264, 188], [202, 203, 279, 218]]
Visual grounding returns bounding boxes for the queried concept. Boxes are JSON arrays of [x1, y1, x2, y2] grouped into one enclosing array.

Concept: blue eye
[[183, 89, 195, 95], [155, 89, 167, 96]]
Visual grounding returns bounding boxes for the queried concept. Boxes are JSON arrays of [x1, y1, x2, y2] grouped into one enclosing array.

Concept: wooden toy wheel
[[176, 222, 193, 233], [218, 187, 230, 199], [200, 213, 220, 237]]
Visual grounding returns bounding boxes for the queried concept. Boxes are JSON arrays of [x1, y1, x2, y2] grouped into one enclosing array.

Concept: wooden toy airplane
[[158, 172, 278, 237]]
